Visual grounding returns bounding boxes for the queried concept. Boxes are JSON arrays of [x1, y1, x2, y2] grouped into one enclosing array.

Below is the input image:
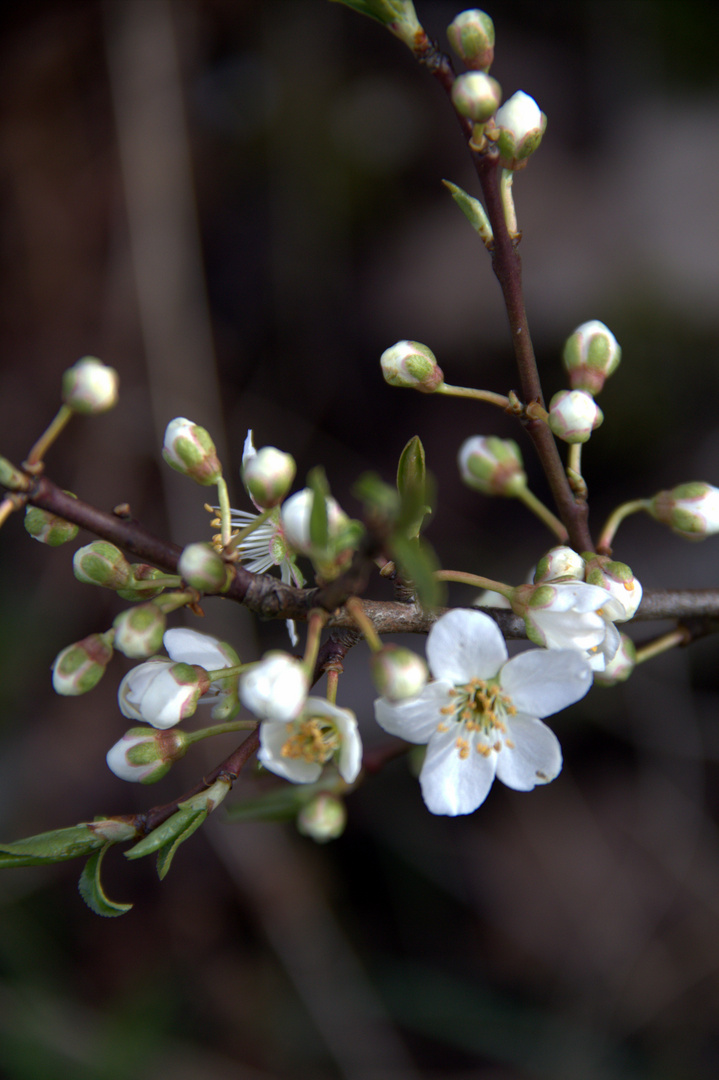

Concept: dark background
[[1, 2, 719, 1077]]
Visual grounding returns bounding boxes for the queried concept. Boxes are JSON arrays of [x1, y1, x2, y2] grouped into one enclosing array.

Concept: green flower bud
[[534, 546, 586, 584], [297, 794, 347, 843], [380, 340, 444, 393], [648, 482, 719, 539], [451, 71, 501, 122], [494, 90, 546, 169], [447, 9, 495, 71], [371, 644, 428, 702], [61, 357, 119, 414], [24, 500, 79, 546], [562, 321, 621, 396], [106, 726, 189, 783], [548, 389, 603, 444], [113, 604, 167, 659], [117, 564, 167, 600], [178, 542, 230, 592], [73, 541, 133, 590], [243, 447, 296, 509], [457, 435, 526, 496], [162, 417, 222, 486], [52, 633, 114, 696], [583, 555, 642, 621]]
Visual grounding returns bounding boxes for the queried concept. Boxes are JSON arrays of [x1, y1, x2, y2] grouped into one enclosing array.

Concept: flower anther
[[259, 697, 362, 785]]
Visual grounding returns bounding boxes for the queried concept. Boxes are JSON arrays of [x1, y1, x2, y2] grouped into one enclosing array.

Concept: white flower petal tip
[[240, 652, 309, 722], [258, 698, 362, 785], [374, 609, 592, 816]]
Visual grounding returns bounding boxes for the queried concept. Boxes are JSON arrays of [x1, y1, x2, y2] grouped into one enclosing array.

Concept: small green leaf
[[78, 844, 133, 917], [391, 535, 444, 609], [396, 436, 432, 539], [307, 467, 330, 550], [155, 810, 208, 880], [124, 806, 206, 861], [0, 825, 105, 867], [442, 180, 493, 244]]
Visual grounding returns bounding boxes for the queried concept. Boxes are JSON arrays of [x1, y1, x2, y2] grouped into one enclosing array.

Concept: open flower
[[259, 698, 362, 785], [512, 581, 623, 671], [374, 609, 592, 816]]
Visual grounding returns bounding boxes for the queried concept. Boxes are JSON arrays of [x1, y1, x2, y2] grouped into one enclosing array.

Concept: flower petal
[[426, 609, 507, 683], [499, 648, 592, 717], [258, 720, 322, 783], [420, 727, 497, 815], [495, 716, 562, 790], [163, 628, 236, 669], [374, 681, 452, 744]]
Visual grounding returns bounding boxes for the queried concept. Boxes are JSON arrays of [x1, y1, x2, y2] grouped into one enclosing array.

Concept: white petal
[[374, 681, 452, 744], [499, 648, 592, 717], [495, 716, 562, 790], [530, 608, 606, 651], [258, 720, 321, 783], [420, 727, 497, 815], [426, 608, 507, 683], [312, 700, 362, 783], [163, 628, 233, 669], [242, 429, 256, 467]]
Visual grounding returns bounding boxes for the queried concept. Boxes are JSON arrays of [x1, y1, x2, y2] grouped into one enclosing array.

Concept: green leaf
[[396, 436, 432, 539], [353, 472, 399, 519], [391, 535, 444, 609], [442, 180, 493, 244], [307, 466, 330, 550], [78, 844, 133, 917], [155, 810, 208, 880], [0, 825, 105, 867], [124, 806, 206, 862]]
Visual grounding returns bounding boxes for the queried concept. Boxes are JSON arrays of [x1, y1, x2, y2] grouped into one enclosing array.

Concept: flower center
[[281, 717, 340, 765], [439, 677, 516, 759]]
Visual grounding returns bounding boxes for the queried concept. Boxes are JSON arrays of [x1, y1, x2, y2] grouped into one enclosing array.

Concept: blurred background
[[1, 1, 719, 1077]]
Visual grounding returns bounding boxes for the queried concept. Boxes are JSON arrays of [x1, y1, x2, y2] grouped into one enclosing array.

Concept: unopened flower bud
[[593, 633, 636, 686], [562, 320, 621, 395], [371, 644, 428, 702], [360, 0, 425, 52], [534, 545, 586, 584], [494, 90, 546, 168], [61, 356, 119, 414], [458, 436, 526, 497], [178, 542, 230, 592], [451, 71, 501, 122], [380, 340, 444, 393], [240, 652, 308, 722], [113, 604, 167, 659], [548, 389, 603, 444], [106, 726, 189, 783], [24, 502, 79, 546], [447, 9, 495, 71], [281, 489, 349, 556], [73, 541, 133, 590], [297, 793, 347, 843], [162, 417, 222, 486], [648, 482, 719, 539], [117, 564, 167, 601], [583, 555, 642, 620], [119, 659, 210, 728], [52, 632, 114, 696], [243, 446, 296, 508]]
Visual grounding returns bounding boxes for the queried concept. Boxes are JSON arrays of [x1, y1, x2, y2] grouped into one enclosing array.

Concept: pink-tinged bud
[[548, 390, 603, 444], [113, 604, 167, 659], [534, 546, 586, 584], [297, 794, 347, 843], [162, 417, 222, 486], [52, 633, 114, 696], [61, 356, 119, 414], [562, 320, 621, 395], [371, 644, 428, 702], [593, 633, 636, 686], [73, 541, 133, 590], [583, 555, 642, 621], [87, 818, 138, 843], [458, 436, 526, 497], [243, 446, 296, 509], [494, 90, 546, 169], [118, 659, 211, 728], [178, 542, 230, 593], [380, 340, 444, 393], [446, 9, 495, 71], [649, 482, 719, 539], [24, 502, 79, 546], [106, 726, 189, 783], [451, 71, 502, 122], [240, 652, 308, 722]]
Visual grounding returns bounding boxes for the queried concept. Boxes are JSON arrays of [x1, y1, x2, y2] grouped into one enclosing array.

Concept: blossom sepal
[[106, 727, 190, 783], [458, 436, 526, 496], [374, 608, 592, 816], [582, 555, 642, 621], [113, 604, 167, 659], [73, 542, 134, 590], [446, 9, 495, 71], [562, 321, 621, 396], [24, 501, 79, 546], [534, 545, 586, 584], [380, 340, 444, 393], [494, 90, 546, 169], [648, 482, 719, 539], [451, 72, 502, 123], [258, 697, 362, 785], [61, 357, 119, 414], [52, 632, 114, 696], [162, 417, 223, 486]]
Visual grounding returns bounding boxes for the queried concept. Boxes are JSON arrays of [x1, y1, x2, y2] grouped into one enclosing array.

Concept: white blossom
[[374, 609, 592, 816], [118, 658, 208, 729], [259, 697, 362, 785], [515, 581, 624, 671], [240, 651, 309, 722]]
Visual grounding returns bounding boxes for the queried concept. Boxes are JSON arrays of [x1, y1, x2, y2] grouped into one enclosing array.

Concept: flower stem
[[303, 608, 328, 674], [24, 405, 75, 468], [436, 383, 510, 409], [597, 499, 651, 553], [345, 596, 383, 652], [216, 476, 232, 547], [635, 627, 690, 665], [184, 719, 258, 746], [326, 668, 339, 706], [500, 168, 517, 237], [435, 569, 513, 598], [516, 487, 568, 542]]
